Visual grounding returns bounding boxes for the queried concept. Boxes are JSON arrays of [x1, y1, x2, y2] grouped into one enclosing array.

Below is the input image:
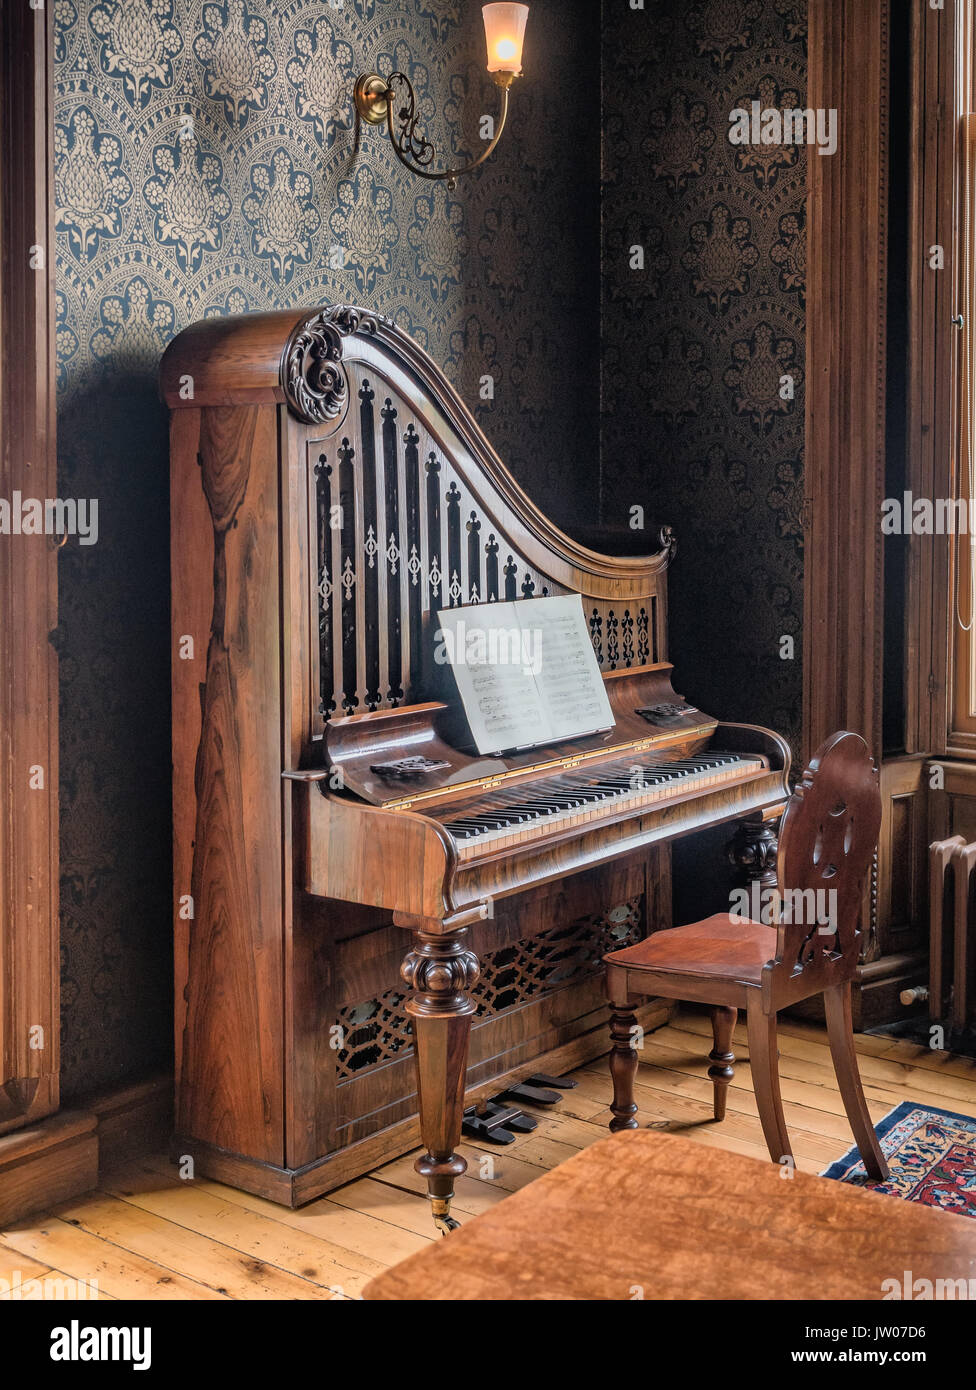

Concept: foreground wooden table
[[363, 1130, 976, 1300]]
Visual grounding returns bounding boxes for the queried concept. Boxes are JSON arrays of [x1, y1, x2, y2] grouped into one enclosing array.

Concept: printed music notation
[[434, 594, 614, 755]]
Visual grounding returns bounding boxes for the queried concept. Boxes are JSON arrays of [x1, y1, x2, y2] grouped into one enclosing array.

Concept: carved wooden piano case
[[162, 304, 790, 1209]]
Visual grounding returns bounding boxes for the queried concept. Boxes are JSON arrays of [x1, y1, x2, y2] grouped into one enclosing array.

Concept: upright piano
[[161, 304, 790, 1223]]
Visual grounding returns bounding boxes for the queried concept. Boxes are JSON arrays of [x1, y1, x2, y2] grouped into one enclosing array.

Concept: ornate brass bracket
[[354, 70, 515, 190]]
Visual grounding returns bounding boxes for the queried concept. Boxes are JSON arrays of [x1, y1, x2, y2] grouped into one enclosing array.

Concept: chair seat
[[605, 913, 778, 987]]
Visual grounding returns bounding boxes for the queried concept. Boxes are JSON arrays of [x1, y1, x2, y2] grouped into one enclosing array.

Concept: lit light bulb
[[483, 3, 529, 75]]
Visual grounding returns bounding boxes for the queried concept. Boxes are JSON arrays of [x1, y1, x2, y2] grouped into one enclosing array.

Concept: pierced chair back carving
[[768, 731, 881, 997]]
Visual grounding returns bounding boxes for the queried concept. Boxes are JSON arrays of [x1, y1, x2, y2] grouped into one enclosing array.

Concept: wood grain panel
[[171, 405, 285, 1162], [169, 408, 206, 1092], [876, 756, 927, 959]]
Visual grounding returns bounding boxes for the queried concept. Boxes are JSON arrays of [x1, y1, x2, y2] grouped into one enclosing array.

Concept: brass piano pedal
[[462, 1100, 536, 1145]]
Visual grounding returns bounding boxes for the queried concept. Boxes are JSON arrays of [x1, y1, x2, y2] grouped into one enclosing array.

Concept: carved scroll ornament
[[283, 304, 380, 424]]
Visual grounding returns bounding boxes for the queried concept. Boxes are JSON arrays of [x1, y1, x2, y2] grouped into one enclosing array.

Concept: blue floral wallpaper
[[54, 0, 600, 1097], [600, 0, 806, 753]]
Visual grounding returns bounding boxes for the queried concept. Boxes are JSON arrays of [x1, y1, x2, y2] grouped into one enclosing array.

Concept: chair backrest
[[768, 731, 881, 996]]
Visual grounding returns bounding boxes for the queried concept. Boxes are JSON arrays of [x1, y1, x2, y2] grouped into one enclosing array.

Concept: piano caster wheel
[[431, 1198, 459, 1236]]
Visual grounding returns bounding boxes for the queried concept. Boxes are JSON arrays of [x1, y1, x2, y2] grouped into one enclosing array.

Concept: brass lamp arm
[[355, 70, 514, 187]]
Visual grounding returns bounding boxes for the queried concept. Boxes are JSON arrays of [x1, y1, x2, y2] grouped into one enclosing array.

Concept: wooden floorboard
[[4, 1008, 974, 1299]]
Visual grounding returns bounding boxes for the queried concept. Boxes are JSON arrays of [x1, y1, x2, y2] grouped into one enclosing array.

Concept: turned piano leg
[[401, 928, 480, 1234]]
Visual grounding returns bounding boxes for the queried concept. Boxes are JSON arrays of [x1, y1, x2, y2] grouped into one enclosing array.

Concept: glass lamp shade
[[482, 3, 529, 74]]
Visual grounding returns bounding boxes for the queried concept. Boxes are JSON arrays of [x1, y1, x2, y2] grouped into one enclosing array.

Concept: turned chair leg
[[746, 995, 793, 1167], [708, 1005, 737, 1121], [824, 982, 889, 1181], [608, 1004, 640, 1132]]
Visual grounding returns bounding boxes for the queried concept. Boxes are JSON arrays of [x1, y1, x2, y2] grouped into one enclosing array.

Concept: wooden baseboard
[[0, 1074, 173, 1225], [88, 1074, 173, 1171], [176, 999, 675, 1208], [0, 1110, 97, 1225]]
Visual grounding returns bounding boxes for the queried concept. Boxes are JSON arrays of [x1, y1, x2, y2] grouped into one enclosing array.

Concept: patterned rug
[[823, 1102, 976, 1218]]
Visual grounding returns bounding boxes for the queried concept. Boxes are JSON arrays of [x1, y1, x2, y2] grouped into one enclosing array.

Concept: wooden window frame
[[906, 0, 975, 758], [947, 9, 976, 752]]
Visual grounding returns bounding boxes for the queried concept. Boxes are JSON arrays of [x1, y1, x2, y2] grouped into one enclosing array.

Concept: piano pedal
[[461, 1101, 537, 1146], [498, 1073, 578, 1107], [526, 1072, 579, 1091]]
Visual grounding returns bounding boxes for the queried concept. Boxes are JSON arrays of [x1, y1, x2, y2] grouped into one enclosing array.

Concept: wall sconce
[[354, 3, 528, 188]]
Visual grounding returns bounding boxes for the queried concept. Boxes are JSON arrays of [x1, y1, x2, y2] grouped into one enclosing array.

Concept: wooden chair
[[604, 730, 889, 1180]]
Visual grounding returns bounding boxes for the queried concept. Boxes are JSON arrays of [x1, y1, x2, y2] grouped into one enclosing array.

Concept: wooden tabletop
[[363, 1130, 976, 1300]]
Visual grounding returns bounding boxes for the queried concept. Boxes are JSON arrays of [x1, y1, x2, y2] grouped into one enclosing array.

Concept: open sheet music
[[434, 594, 614, 754]]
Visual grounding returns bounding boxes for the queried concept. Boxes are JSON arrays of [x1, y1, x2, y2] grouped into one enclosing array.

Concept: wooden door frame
[[0, 1, 59, 1131], [0, 2, 166, 1225], [803, 0, 890, 764]]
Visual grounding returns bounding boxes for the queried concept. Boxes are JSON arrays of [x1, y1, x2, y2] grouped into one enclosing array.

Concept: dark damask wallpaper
[[600, 0, 806, 754], [54, 0, 600, 1097]]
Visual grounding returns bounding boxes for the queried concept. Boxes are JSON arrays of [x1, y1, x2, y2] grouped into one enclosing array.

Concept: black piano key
[[511, 800, 572, 811], [456, 815, 516, 830], [447, 807, 540, 832], [554, 782, 611, 801]]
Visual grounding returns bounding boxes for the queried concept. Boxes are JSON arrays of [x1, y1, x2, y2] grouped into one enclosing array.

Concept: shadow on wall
[[57, 378, 173, 1099]]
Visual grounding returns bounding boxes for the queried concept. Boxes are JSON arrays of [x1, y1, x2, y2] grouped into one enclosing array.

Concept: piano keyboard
[[441, 752, 765, 859]]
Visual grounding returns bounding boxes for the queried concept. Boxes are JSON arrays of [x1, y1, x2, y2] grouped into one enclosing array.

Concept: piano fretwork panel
[[309, 361, 664, 724], [332, 898, 644, 1084], [588, 599, 658, 670]]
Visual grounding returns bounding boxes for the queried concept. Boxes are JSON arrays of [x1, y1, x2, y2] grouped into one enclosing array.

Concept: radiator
[[928, 835, 976, 1034]]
